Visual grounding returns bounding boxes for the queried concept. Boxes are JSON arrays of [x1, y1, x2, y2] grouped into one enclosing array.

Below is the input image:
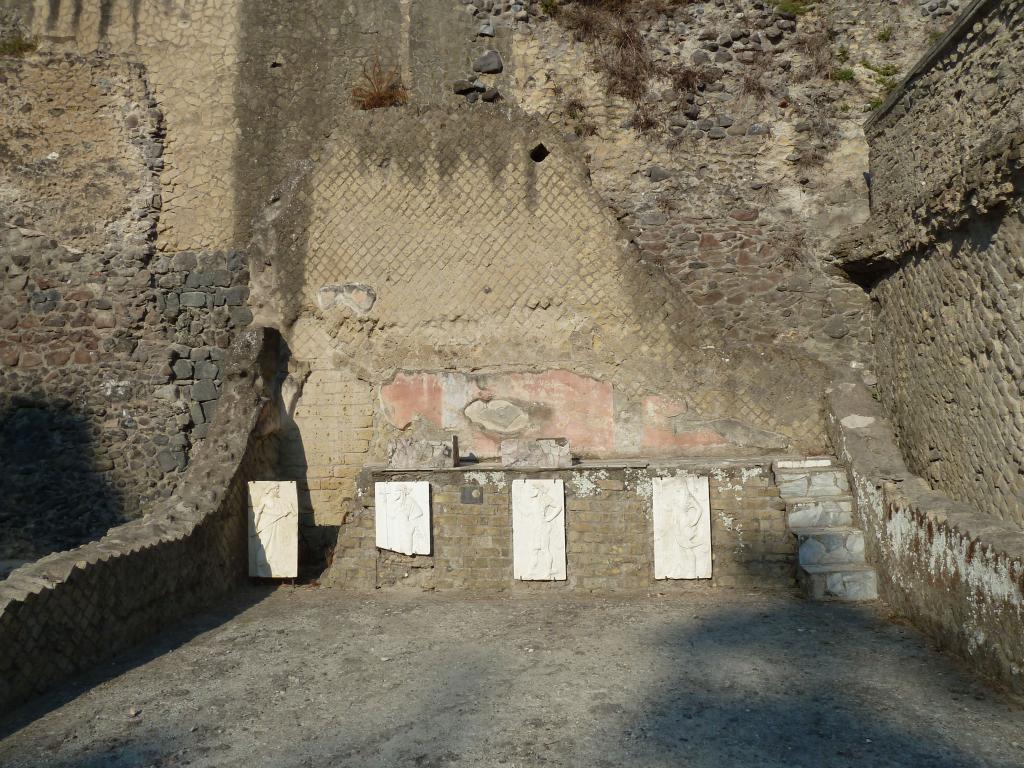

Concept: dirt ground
[[1, 585, 1022, 768]]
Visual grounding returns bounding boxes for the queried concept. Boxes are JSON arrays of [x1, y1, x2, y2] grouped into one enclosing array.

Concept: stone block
[[191, 380, 218, 402], [500, 438, 571, 468], [386, 437, 459, 469], [180, 291, 207, 308], [172, 358, 194, 379]]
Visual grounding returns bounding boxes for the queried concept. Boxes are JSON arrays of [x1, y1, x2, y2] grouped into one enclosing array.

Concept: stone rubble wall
[[0, 326, 281, 716], [827, 376, 1024, 694], [325, 462, 791, 591], [510, 0, 938, 366], [861, 0, 1021, 258], [837, 0, 1024, 529], [873, 206, 1024, 528], [0, 52, 251, 568]]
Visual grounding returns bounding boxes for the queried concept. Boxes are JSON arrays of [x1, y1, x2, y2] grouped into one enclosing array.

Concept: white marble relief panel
[[375, 481, 431, 556], [248, 481, 299, 578], [652, 475, 712, 579], [511, 479, 567, 581]]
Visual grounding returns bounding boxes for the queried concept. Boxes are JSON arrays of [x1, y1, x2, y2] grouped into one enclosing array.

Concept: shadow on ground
[[615, 603, 1016, 767], [2, 588, 1020, 768], [0, 586, 276, 745]]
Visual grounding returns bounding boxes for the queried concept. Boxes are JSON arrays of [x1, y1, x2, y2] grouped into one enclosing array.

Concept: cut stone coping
[[367, 454, 810, 474]]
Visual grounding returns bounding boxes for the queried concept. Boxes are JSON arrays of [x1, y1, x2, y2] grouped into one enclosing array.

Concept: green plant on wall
[[861, 59, 900, 93], [0, 28, 37, 57], [774, 0, 814, 15]]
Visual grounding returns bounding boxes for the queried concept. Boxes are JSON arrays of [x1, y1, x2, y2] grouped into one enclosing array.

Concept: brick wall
[[278, 368, 373, 566], [325, 461, 792, 591]]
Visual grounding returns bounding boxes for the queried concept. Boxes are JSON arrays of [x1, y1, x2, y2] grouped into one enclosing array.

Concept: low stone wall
[[325, 461, 792, 591], [827, 375, 1024, 694], [0, 327, 280, 716]]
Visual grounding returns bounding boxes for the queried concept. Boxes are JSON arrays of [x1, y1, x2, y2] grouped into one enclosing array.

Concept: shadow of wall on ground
[[0, 585, 276, 745], [614, 601, 1023, 768], [0, 401, 125, 576]]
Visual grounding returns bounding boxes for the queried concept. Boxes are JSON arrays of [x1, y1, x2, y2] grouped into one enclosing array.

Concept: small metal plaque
[[460, 485, 484, 504]]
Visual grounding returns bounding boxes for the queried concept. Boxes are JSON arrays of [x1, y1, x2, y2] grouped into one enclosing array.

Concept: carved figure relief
[[512, 479, 567, 581], [247, 481, 299, 578], [375, 481, 431, 555], [652, 475, 712, 579]]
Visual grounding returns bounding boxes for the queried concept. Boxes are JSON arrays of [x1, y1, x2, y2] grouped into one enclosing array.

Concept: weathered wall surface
[[828, 0, 1024, 692], [0, 326, 280, 715], [0, 1, 871, 575], [509, 0, 939, 365], [325, 461, 791, 591], [0, 50, 250, 569], [3, 0, 240, 252], [874, 208, 1024, 527], [828, 377, 1024, 694], [838, 0, 1024, 528], [222, 1, 834, 560]]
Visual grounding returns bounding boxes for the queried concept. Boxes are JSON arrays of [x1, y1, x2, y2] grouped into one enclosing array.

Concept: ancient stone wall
[[221, 0, 835, 563], [825, 0, 1024, 691], [838, 0, 1024, 528], [874, 207, 1024, 527], [0, 50, 250, 569], [1, 0, 891, 577], [0, 326, 281, 716], [508, 0, 939, 365], [325, 461, 791, 591], [827, 375, 1024, 694]]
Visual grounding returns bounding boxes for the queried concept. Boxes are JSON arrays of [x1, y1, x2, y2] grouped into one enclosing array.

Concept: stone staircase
[[774, 458, 878, 601]]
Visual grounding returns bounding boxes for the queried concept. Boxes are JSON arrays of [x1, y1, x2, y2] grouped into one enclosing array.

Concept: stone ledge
[[827, 374, 1024, 693], [365, 454, 795, 474]]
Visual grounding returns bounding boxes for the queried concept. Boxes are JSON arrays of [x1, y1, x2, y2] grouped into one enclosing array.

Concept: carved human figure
[[526, 483, 562, 578], [386, 483, 427, 555], [667, 484, 706, 575], [512, 478, 566, 581], [653, 475, 711, 580], [375, 481, 431, 555], [248, 481, 299, 578]]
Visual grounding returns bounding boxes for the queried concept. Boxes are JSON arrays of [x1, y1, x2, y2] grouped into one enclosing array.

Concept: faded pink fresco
[[639, 395, 730, 454], [379, 370, 741, 459], [379, 373, 444, 430], [380, 369, 613, 457]]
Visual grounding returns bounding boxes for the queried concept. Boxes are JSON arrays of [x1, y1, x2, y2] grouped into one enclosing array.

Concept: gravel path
[[2, 585, 1022, 768]]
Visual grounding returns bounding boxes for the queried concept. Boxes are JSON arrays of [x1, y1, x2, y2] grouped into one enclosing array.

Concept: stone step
[[772, 457, 834, 472], [786, 497, 854, 528], [794, 527, 865, 566], [799, 563, 878, 602], [775, 467, 850, 499]]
